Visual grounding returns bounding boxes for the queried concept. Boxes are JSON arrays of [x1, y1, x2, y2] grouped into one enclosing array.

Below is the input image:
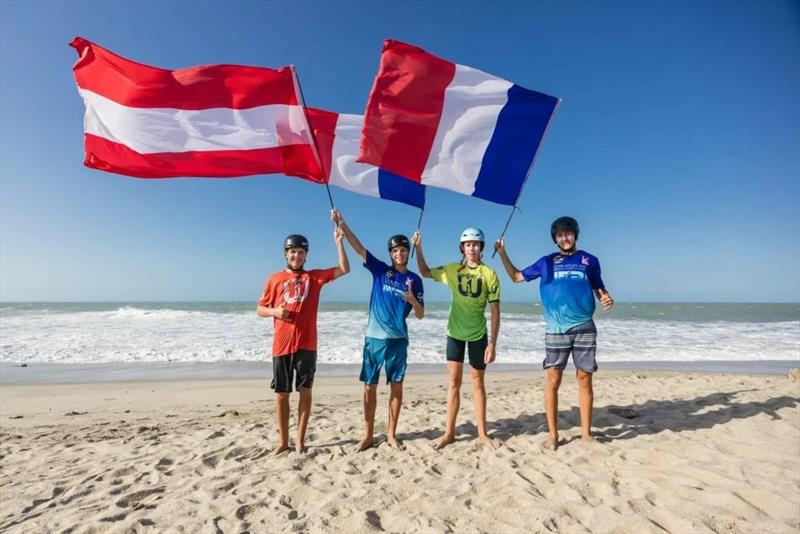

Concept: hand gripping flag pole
[[289, 66, 337, 217], [491, 98, 562, 258], [410, 205, 425, 259]]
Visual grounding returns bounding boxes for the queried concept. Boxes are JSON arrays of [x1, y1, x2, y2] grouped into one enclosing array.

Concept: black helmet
[[284, 234, 309, 251], [550, 217, 579, 243], [387, 234, 410, 251]]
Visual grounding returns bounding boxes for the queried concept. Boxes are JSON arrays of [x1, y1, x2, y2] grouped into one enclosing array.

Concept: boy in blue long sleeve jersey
[[495, 217, 614, 450]]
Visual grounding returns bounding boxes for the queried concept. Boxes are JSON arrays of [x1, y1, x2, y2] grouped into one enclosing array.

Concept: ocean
[[1, 302, 798, 368]]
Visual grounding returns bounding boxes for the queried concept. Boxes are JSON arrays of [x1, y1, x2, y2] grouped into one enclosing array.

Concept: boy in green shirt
[[412, 227, 501, 450]]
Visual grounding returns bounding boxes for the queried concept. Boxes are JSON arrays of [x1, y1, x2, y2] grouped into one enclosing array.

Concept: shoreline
[[1, 359, 797, 385]]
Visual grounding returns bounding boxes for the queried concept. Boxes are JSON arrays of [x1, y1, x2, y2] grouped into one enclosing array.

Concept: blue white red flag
[[358, 40, 560, 206], [286, 108, 425, 209]]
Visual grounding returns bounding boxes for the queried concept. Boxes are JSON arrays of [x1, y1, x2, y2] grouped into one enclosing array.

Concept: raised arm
[[331, 208, 367, 263], [494, 238, 525, 283], [332, 225, 350, 279], [411, 231, 432, 278]]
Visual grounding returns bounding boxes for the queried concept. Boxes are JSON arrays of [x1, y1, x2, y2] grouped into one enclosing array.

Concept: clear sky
[[1, 1, 798, 303]]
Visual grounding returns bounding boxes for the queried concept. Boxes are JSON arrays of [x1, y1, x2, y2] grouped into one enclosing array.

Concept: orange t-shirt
[[258, 268, 337, 356]]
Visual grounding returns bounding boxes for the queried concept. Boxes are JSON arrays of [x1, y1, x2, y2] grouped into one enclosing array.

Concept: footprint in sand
[[115, 487, 165, 508]]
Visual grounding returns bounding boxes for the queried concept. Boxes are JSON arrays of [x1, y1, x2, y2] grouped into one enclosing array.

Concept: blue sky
[[1, 1, 798, 303]]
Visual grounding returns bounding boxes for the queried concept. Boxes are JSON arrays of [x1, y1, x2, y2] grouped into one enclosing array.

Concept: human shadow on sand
[[487, 389, 799, 442]]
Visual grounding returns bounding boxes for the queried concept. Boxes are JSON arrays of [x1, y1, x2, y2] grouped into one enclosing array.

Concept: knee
[[577, 371, 593, 389], [546, 375, 562, 390], [448, 376, 463, 390], [470, 374, 485, 391]]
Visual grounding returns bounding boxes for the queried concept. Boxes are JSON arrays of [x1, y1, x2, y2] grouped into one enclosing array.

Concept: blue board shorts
[[360, 337, 409, 385], [544, 320, 598, 373]]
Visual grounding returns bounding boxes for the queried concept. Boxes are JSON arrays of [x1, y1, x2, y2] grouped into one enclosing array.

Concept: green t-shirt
[[430, 262, 500, 341]]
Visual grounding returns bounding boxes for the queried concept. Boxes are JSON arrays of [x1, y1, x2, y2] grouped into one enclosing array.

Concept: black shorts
[[271, 350, 316, 393], [446, 334, 488, 370]]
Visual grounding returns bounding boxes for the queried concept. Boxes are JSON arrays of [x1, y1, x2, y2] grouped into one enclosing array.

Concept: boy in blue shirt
[[331, 209, 425, 451], [495, 216, 613, 450]]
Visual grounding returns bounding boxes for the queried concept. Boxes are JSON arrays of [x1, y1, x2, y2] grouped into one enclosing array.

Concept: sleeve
[[486, 269, 501, 302], [313, 268, 338, 285], [257, 279, 273, 307], [587, 256, 606, 290], [429, 263, 451, 285], [364, 250, 390, 276], [521, 257, 545, 282]]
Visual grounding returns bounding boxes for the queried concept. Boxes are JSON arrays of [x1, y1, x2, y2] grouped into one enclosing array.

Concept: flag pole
[[410, 207, 424, 259], [289, 65, 336, 215], [491, 98, 562, 258]]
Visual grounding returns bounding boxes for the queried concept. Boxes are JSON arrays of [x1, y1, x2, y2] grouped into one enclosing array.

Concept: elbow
[[415, 310, 425, 320]]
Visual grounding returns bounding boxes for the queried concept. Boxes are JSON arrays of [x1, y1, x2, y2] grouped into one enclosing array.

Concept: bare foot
[[272, 444, 290, 456], [580, 435, 599, 446], [295, 443, 308, 454], [431, 434, 455, 450], [479, 435, 500, 450], [355, 437, 374, 452], [387, 436, 406, 451], [544, 435, 559, 451]]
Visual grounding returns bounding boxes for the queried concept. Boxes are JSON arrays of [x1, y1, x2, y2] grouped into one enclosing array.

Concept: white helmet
[[460, 227, 485, 243]]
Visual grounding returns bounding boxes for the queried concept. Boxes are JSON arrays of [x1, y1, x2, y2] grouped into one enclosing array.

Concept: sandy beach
[[1, 369, 798, 533]]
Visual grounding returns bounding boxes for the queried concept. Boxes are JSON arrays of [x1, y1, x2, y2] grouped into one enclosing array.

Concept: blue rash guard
[[363, 250, 424, 339], [521, 250, 605, 334]]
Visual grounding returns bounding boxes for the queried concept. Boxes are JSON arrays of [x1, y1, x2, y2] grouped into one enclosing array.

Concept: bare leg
[[295, 387, 312, 453], [356, 384, 378, 451], [273, 392, 290, 455], [577, 369, 594, 441], [545, 369, 563, 450], [470, 368, 499, 449], [387, 382, 404, 450], [433, 362, 462, 450]]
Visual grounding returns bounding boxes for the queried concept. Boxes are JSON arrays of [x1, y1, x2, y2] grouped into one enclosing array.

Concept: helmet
[[550, 216, 579, 243], [387, 234, 410, 252], [459, 227, 485, 243], [283, 234, 309, 251]]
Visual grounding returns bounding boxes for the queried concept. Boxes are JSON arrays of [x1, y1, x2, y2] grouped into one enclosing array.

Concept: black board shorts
[[271, 350, 317, 392]]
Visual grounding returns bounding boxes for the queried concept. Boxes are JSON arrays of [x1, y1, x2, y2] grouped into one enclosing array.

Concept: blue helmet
[[460, 227, 485, 243]]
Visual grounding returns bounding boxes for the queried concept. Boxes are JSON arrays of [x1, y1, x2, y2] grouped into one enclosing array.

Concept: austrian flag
[[69, 37, 321, 181]]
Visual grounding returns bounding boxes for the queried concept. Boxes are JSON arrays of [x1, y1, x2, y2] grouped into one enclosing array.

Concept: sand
[[1, 370, 798, 533]]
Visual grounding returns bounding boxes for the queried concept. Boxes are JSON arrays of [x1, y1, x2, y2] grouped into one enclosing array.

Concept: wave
[[1, 307, 798, 365]]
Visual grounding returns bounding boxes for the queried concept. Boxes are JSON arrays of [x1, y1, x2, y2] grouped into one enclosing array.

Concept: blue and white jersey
[[522, 250, 605, 334], [364, 250, 424, 339]]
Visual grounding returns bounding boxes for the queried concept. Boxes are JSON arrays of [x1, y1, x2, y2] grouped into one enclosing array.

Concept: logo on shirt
[[581, 255, 589, 266], [457, 274, 483, 298], [282, 278, 310, 304], [554, 270, 586, 280]]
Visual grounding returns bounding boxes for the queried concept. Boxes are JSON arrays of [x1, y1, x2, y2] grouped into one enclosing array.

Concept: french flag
[[70, 37, 321, 181], [287, 108, 425, 209], [359, 40, 560, 206]]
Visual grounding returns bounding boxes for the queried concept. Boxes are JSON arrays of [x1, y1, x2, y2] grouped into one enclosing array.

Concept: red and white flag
[[69, 37, 322, 181]]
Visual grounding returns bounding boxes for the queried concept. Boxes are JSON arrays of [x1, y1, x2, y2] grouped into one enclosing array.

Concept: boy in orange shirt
[[257, 226, 349, 454]]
